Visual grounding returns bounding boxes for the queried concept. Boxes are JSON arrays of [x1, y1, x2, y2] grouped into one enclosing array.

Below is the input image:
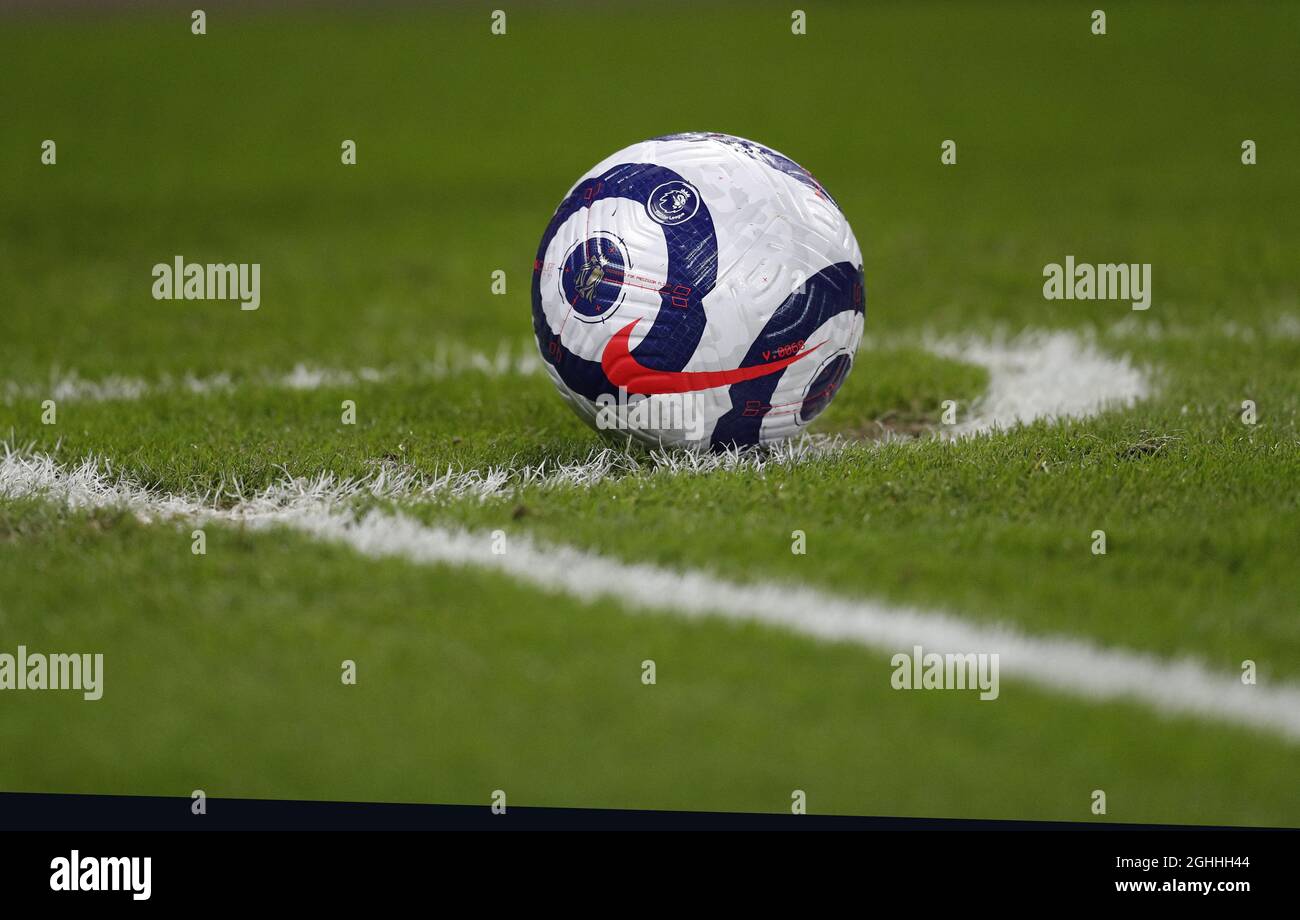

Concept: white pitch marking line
[[928, 329, 1149, 437], [0, 330, 1154, 501], [2, 329, 1149, 439], [3, 448, 1298, 744], [0, 341, 544, 405]]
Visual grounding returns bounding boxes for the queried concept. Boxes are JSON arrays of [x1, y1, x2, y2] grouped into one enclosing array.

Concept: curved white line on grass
[[383, 330, 1150, 495], [0, 331, 1151, 501], [3, 449, 1296, 744], [929, 330, 1149, 437], [2, 330, 1149, 444]]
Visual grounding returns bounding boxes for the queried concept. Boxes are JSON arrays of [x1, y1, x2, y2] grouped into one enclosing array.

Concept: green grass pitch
[[1, 1, 1298, 825]]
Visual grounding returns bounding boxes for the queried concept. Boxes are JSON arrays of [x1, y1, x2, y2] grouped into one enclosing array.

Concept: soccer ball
[[531, 132, 865, 449]]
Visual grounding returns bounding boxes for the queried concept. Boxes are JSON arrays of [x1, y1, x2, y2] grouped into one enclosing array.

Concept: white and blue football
[[531, 132, 865, 449]]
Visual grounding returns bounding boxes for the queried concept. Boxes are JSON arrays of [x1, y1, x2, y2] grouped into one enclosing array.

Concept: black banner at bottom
[[0, 792, 1288, 904]]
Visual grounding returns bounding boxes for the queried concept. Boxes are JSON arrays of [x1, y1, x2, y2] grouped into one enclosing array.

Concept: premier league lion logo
[[646, 180, 700, 225]]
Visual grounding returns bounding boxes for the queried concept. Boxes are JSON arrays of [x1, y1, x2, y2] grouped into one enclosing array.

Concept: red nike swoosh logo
[[601, 318, 822, 395]]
